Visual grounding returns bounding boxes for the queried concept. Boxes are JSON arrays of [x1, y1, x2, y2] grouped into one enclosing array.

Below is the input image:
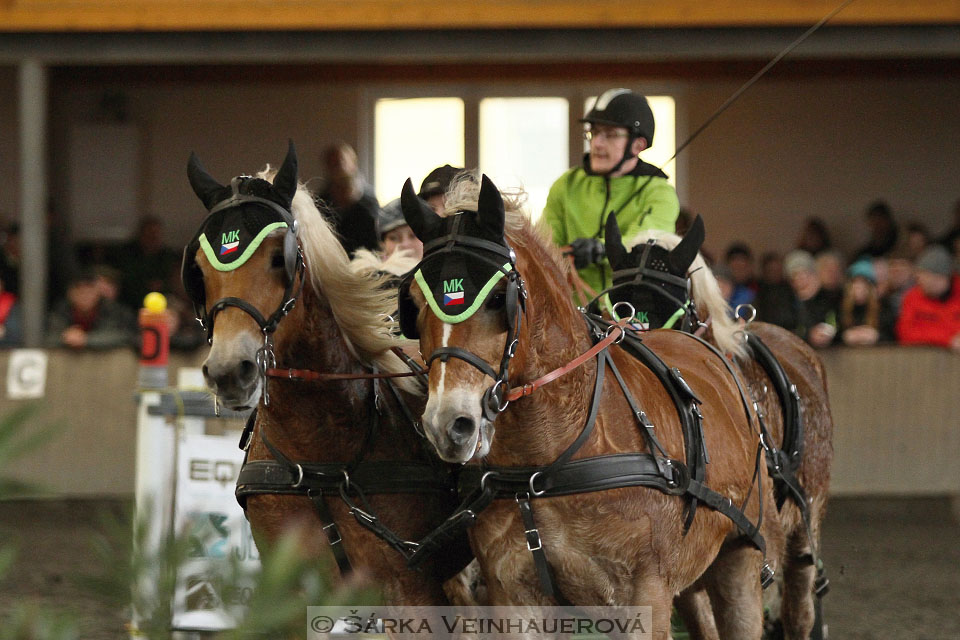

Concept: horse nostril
[[238, 360, 258, 384], [448, 416, 476, 445]]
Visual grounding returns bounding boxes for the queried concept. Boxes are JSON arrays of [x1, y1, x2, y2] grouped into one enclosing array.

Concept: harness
[[401, 219, 774, 603], [181, 172, 470, 581], [601, 262, 830, 627]]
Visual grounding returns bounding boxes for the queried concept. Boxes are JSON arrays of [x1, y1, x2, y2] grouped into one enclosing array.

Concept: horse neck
[[260, 282, 422, 463], [485, 241, 598, 467]]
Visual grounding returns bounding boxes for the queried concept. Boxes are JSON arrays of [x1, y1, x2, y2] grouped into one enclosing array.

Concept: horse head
[[604, 214, 704, 330], [182, 141, 301, 410], [398, 174, 528, 463]]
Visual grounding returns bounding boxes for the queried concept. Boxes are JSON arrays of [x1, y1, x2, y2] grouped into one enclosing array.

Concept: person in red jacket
[[896, 245, 960, 353]]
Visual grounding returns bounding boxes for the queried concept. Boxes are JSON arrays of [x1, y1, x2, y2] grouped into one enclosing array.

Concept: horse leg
[[702, 542, 765, 640], [779, 513, 823, 640], [675, 584, 720, 640]]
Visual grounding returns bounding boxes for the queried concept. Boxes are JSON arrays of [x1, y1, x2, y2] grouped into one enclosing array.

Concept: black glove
[[569, 237, 605, 270]]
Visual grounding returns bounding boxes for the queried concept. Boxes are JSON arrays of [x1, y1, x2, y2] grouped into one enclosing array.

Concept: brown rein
[[503, 318, 629, 402], [266, 319, 631, 399]]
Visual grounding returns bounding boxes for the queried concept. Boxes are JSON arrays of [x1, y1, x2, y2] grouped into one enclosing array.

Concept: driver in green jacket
[[542, 89, 680, 298]]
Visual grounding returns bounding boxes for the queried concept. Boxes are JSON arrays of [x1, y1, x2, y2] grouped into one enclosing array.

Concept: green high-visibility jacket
[[542, 158, 679, 297]]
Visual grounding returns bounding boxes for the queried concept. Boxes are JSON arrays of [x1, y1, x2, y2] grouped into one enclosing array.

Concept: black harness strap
[[307, 488, 353, 574]]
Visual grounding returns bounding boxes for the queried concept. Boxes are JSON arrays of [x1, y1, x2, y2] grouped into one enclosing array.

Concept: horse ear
[[187, 152, 225, 210], [272, 139, 298, 208], [604, 214, 629, 270], [476, 174, 505, 239], [401, 178, 442, 241], [668, 215, 705, 274]]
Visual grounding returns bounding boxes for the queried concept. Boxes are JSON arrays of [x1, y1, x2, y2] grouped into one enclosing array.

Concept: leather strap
[[307, 488, 353, 575], [516, 493, 572, 606]]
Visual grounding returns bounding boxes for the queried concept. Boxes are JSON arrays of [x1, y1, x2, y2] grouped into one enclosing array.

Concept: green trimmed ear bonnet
[[181, 141, 301, 331], [397, 174, 524, 339]]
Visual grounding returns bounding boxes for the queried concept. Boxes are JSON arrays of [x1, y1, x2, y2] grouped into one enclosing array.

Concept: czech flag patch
[[444, 291, 465, 306], [220, 241, 240, 256]]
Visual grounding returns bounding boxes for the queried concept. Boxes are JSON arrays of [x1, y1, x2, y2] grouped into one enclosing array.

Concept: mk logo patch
[[443, 279, 465, 306], [637, 311, 650, 323], [220, 229, 240, 255]]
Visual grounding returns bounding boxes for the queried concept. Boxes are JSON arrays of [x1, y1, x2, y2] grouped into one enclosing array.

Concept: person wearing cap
[[838, 259, 895, 346], [44, 270, 136, 349], [378, 198, 423, 261], [418, 164, 462, 215], [542, 88, 680, 297], [784, 249, 839, 348], [896, 245, 960, 353]]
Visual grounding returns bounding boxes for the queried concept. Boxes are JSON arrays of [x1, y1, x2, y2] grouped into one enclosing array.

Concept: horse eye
[[486, 292, 506, 311], [271, 252, 285, 269]]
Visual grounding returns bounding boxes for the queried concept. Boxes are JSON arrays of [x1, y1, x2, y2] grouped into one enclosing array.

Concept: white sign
[[172, 432, 258, 631], [6, 349, 48, 399]]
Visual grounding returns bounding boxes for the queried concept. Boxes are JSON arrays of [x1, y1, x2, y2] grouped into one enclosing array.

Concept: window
[[479, 97, 569, 220], [373, 97, 464, 206]]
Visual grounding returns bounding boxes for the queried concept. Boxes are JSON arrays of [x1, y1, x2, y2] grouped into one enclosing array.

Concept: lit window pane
[[375, 98, 464, 205], [583, 95, 676, 186], [479, 97, 569, 222]]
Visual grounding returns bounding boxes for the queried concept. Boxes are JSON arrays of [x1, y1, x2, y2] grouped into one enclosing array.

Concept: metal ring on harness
[[292, 463, 305, 488], [611, 300, 637, 323], [604, 323, 626, 344], [480, 470, 499, 492], [734, 303, 757, 324], [490, 379, 510, 413], [528, 470, 546, 497]]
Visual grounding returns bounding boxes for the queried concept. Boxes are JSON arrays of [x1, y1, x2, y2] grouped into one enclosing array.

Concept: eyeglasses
[[583, 128, 630, 142]]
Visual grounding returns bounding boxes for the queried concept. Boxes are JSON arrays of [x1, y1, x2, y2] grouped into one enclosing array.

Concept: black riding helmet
[[581, 89, 656, 176]]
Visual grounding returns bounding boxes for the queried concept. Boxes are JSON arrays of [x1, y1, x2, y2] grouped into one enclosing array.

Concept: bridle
[[399, 214, 527, 422], [589, 238, 702, 332]]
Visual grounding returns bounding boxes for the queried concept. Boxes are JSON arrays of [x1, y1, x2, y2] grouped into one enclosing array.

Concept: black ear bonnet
[[599, 215, 705, 330], [181, 142, 302, 334], [395, 175, 524, 340]]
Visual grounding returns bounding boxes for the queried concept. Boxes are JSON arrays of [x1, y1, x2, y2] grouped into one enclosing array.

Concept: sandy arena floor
[[0, 496, 958, 639]]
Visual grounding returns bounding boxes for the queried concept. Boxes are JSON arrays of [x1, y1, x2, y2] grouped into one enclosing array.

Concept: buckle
[[525, 527, 542, 551], [322, 521, 342, 545], [292, 463, 305, 488], [815, 571, 830, 597], [760, 562, 775, 589]]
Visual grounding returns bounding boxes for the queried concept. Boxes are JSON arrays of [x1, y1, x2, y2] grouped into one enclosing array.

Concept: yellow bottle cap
[[143, 292, 168, 313]]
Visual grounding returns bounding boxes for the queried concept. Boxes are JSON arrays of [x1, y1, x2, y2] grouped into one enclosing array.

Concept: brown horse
[[397, 174, 784, 639], [181, 143, 471, 606], [603, 216, 833, 640]]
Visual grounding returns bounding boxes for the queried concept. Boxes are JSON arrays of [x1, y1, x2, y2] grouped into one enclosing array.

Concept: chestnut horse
[[602, 216, 833, 640], [397, 174, 784, 639], [181, 143, 470, 605]]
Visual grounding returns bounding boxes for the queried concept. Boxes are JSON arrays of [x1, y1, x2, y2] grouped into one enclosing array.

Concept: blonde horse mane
[[258, 166, 419, 390], [627, 229, 747, 358]]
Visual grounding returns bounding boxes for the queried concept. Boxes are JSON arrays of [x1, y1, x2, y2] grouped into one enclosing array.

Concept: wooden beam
[[2, 0, 960, 32]]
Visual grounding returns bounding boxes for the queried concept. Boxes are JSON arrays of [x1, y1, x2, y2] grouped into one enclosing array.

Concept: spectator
[[883, 253, 915, 316], [838, 259, 894, 346], [315, 142, 381, 256], [784, 249, 838, 348], [815, 250, 845, 310], [0, 222, 20, 297], [418, 165, 463, 215], [92, 264, 123, 303], [711, 263, 736, 312], [542, 88, 679, 296], [113, 216, 181, 311], [752, 251, 801, 331], [904, 222, 931, 261], [852, 200, 899, 261], [377, 198, 423, 261], [797, 217, 832, 256], [896, 245, 960, 353], [0, 272, 22, 347], [937, 198, 960, 256], [45, 271, 136, 350], [723, 242, 757, 308]]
